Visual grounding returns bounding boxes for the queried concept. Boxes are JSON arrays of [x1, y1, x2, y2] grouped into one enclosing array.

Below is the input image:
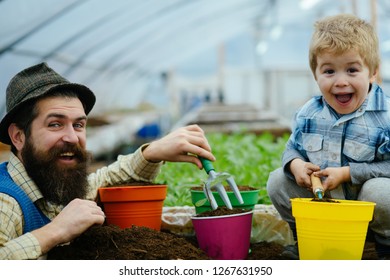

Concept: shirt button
[[332, 154, 337, 160], [308, 145, 312, 151]]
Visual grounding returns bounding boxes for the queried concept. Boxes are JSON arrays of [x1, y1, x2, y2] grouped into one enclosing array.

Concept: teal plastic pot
[[190, 187, 260, 214]]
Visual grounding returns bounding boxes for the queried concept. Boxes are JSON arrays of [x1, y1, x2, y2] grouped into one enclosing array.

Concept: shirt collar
[[318, 83, 386, 126], [366, 83, 387, 111]]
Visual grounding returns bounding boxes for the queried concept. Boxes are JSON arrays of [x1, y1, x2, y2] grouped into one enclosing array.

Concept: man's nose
[[61, 126, 79, 143]]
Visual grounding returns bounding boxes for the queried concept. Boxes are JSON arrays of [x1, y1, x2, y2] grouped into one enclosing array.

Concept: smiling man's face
[[20, 96, 90, 204], [315, 49, 377, 115], [29, 96, 88, 164]]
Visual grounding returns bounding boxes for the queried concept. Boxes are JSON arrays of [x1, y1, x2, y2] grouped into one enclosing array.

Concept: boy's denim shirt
[[283, 83, 390, 199]]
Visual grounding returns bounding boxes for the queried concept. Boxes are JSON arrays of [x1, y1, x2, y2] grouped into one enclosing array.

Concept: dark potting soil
[[311, 198, 340, 203], [194, 206, 250, 217], [191, 185, 256, 191], [48, 224, 209, 260], [104, 181, 166, 186]]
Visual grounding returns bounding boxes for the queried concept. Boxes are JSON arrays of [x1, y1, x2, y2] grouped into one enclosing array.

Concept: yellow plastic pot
[[291, 198, 375, 260]]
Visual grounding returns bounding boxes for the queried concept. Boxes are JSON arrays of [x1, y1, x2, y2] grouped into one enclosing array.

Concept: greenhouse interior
[[1, 0, 390, 260]]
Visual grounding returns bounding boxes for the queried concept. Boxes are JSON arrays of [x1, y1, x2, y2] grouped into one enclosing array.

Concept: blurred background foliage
[[157, 131, 289, 206]]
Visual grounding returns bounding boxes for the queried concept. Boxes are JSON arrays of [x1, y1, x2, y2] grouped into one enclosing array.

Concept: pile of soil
[[48, 214, 378, 260], [48, 225, 210, 260]]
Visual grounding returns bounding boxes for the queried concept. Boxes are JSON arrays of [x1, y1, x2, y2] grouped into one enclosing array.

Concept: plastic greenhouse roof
[[1, 0, 389, 116]]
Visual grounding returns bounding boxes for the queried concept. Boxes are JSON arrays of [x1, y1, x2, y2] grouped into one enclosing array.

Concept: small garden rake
[[199, 157, 244, 210]]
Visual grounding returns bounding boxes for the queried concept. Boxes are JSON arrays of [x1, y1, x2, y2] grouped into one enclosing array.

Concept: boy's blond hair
[[309, 14, 379, 78]]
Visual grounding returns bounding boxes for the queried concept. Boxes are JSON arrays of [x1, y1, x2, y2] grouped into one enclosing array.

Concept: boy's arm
[[349, 160, 390, 185]]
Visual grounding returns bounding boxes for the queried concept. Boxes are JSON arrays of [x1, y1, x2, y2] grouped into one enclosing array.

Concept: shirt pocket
[[343, 139, 375, 162], [302, 133, 323, 165]]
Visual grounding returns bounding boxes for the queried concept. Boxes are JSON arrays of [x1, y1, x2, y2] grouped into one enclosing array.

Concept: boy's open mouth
[[335, 93, 352, 104]]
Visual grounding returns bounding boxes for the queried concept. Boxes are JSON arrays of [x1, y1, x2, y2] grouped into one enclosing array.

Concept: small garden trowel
[[199, 157, 244, 210], [311, 174, 324, 199]]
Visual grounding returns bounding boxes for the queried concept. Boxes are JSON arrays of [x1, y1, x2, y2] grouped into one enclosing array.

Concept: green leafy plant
[[156, 131, 289, 206]]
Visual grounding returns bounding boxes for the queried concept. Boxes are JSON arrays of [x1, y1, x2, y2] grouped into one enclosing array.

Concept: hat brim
[[0, 83, 96, 145]]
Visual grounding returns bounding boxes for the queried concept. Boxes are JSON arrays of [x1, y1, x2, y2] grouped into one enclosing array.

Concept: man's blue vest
[[0, 162, 50, 233]]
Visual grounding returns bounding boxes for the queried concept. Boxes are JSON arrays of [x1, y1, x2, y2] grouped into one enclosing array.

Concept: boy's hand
[[312, 166, 351, 191], [289, 158, 320, 189]]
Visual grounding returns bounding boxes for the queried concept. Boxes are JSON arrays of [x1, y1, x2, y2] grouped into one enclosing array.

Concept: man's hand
[[32, 198, 105, 254], [142, 124, 216, 169]]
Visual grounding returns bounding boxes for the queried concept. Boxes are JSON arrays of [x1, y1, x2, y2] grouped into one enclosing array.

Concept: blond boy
[[267, 14, 390, 259]]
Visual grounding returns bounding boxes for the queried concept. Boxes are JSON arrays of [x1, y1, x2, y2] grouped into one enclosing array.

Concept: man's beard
[[21, 139, 91, 205]]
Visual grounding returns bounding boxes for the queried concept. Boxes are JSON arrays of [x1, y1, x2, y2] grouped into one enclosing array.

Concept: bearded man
[[0, 63, 215, 259]]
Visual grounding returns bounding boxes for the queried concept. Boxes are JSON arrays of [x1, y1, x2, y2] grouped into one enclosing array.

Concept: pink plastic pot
[[191, 211, 253, 260]]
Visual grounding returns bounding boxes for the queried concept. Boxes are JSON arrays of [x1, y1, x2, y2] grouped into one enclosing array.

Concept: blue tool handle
[[314, 189, 324, 199], [199, 157, 215, 174]]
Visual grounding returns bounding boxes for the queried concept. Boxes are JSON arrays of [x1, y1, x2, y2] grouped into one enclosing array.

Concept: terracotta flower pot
[[98, 184, 167, 231], [191, 209, 253, 260]]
